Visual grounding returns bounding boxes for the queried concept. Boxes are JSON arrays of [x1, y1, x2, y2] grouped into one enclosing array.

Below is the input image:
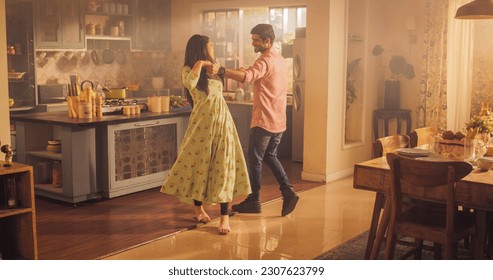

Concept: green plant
[[346, 58, 361, 112], [371, 45, 415, 80], [465, 115, 493, 134]]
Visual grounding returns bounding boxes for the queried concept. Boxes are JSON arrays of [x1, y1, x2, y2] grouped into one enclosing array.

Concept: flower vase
[[152, 77, 164, 89]]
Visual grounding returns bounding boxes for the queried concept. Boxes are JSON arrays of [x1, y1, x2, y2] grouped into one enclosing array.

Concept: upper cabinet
[[35, 0, 85, 49], [133, 0, 171, 50], [84, 0, 135, 41]]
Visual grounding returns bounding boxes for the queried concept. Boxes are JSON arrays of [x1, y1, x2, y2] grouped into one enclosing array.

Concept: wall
[[0, 0, 10, 146]]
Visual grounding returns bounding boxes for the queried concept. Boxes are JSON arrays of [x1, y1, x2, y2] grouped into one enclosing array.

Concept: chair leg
[[414, 239, 423, 259], [444, 240, 454, 259], [433, 243, 441, 259], [365, 193, 385, 259], [384, 233, 397, 259]]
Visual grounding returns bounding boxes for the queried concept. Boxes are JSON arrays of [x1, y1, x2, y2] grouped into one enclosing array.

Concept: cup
[[161, 96, 170, 112], [148, 96, 162, 113], [110, 26, 119, 36]]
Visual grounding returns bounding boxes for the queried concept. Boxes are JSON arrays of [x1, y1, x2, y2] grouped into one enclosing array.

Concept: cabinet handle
[[134, 121, 159, 127]]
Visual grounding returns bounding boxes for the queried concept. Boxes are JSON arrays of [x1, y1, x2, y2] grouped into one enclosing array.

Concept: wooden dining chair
[[365, 134, 411, 259], [408, 126, 439, 148], [372, 134, 410, 159], [384, 153, 476, 259]]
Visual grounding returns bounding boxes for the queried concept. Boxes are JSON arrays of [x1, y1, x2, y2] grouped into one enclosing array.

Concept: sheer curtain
[[447, 0, 473, 132]]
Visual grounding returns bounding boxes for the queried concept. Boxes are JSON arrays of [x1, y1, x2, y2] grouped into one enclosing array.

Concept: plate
[[396, 148, 430, 157]]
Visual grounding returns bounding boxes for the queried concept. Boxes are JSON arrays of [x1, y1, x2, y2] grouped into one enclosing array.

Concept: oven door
[[103, 117, 183, 197]]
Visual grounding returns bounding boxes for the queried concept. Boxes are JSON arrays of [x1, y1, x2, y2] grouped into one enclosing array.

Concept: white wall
[[0, 0, 10, 146]]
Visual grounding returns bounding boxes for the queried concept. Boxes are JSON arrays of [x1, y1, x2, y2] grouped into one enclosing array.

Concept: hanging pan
[[102, 41, 115, 64]]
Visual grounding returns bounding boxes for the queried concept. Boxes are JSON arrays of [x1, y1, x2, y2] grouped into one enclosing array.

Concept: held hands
[[204, 63, 222, 75]]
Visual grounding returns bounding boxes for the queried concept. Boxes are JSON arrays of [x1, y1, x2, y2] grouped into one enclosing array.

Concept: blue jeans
[[247, 127, 292, 201]]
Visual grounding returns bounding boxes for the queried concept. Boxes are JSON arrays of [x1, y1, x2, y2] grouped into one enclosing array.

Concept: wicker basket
[[8, 72, 26, 80]]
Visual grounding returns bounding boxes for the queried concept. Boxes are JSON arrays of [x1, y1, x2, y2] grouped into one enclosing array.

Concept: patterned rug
[[315, 230, 471, 260]]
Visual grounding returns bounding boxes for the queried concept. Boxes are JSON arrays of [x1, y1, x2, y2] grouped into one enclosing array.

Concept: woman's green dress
[[161, 66, 251, 204]]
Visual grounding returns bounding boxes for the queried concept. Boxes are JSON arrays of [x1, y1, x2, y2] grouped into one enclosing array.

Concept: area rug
[[315, 230, 470, 260]]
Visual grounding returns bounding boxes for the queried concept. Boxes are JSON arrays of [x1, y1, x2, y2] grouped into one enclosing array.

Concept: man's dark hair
[[251, 24, 275, 43]]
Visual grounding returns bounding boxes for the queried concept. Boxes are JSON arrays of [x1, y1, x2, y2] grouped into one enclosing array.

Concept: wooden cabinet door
[[35, 0, 84, 49], [60, 0, 85, 49], [35, 0, 62, 48], [133, 0, 171, 50]]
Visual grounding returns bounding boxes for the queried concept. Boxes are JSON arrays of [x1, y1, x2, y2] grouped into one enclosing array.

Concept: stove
[[102, 98, 148, 115]]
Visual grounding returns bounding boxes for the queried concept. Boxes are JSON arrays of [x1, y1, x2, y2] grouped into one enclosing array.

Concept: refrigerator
[[291, 37, 305, 162]]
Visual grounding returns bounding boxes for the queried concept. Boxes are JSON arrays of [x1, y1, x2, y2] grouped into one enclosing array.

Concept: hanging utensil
[[102, 41, 115, 64]]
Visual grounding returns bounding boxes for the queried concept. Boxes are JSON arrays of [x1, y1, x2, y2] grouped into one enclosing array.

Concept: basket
[[8, 72, 26, 80]]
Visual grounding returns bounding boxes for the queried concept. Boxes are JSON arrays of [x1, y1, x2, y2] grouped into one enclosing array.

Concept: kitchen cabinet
[[12, 111, 191, 203], [227, 102, 293, 158], [0, 162, 37, 260], [14, 122, 98, 204], [133, 0, 171, 50], [35, 0, 85, 49]]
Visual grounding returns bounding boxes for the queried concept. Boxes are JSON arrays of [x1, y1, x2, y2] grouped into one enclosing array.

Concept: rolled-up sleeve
[[244, 58, 268, 83]]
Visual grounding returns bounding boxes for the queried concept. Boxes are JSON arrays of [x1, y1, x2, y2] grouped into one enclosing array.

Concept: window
[[203, 6, 306, 93]]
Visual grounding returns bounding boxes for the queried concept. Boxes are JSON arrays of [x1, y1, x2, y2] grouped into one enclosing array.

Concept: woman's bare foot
[[194, 205, 211, 224], [218, 215, 231, 235]]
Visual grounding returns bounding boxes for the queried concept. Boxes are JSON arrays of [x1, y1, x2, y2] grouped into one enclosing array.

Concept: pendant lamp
[[455, 0, 493, 19]]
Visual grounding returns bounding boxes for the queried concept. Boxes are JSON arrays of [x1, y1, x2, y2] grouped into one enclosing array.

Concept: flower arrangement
[[465, 115, 493, 134]]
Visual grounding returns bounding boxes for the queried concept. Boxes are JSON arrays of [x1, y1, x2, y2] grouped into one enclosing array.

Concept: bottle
[[52, 161, 62, 188], [235, 88, 245, 102], [6, 178, 17, 208]]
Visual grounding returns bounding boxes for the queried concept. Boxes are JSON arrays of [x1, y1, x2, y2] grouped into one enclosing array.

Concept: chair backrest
[[386, 153, 472, 234], [372, 134, 410, 158], [409, 126, 439, 148]]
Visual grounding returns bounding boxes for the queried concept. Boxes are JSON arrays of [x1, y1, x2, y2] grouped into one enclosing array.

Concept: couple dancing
[[160, 24, 299, 235]]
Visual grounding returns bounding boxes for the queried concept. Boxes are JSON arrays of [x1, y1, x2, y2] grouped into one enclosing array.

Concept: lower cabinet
[[0, 162, 37, 260], [15, 122, 98, 204], [97, 117, 183, 198]]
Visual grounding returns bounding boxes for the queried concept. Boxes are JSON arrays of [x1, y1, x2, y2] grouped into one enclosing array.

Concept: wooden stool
[[373, 109, 412, 141]]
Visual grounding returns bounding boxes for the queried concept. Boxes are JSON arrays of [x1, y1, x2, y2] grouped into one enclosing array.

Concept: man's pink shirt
[[243, 48, 288, 133]]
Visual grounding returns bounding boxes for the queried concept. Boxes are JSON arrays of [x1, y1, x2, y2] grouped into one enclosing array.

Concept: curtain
[[447, 0, 473, 132], [417, 0, 449, 129]]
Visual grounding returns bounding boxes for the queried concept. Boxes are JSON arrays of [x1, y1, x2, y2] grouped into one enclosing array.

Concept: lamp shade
[[455, 0, 493, 19]]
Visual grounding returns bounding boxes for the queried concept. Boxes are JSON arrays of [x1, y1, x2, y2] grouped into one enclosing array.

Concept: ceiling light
[[455, 0, 493, 19]]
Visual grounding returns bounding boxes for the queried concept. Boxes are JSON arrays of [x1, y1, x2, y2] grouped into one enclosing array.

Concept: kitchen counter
[[10, 109, 191, 127], [13, 110, 188, 204]]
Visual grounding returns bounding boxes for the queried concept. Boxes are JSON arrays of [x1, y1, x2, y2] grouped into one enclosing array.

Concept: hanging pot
[[115, 49, 126, 65]]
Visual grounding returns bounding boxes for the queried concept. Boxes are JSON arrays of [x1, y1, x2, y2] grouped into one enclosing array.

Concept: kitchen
[[0, 0, 493, 261]]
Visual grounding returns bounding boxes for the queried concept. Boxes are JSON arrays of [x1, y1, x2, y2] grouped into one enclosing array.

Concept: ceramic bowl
[[47, 139, 61, 145], [477, 157, 493, 171]]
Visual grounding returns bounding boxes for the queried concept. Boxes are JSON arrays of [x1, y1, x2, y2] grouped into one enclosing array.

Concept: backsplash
[[35, 49, 184, 95]]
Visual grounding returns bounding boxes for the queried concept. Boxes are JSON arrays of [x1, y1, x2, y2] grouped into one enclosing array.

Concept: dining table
[[353, 154, 492, 259]]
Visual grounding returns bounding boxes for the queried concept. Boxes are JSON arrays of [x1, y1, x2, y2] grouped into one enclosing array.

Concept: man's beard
[[254, 44, 267, 53]]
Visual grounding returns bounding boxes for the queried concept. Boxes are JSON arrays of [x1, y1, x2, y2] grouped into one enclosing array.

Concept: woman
[[161, 34, 251, 235]]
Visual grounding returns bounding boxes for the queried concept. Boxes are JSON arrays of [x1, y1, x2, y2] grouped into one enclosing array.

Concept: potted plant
[[281, 32, 294, 58], [372, 45, 415, 109], [151, 64, 165, 89]]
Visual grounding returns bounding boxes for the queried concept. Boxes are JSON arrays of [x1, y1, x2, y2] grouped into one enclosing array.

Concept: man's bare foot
[[194, 205, 211, 224], [218, 215, 231, 235]]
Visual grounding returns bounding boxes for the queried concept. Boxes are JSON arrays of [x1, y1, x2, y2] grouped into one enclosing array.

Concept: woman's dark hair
[[183, 34, 213, 107], [251, 24, 275, 43]]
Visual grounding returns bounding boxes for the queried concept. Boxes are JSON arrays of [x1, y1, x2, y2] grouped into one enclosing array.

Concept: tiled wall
[[35, 49, 184, 94]]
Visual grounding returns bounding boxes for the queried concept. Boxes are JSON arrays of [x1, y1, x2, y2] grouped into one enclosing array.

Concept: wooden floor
[[35, 159, 322, 260]]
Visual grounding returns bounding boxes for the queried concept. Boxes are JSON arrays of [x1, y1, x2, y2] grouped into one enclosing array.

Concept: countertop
[[10, 110, 191, 127]]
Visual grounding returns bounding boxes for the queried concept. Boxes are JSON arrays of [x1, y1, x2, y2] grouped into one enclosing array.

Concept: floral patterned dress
[[160, 66, 251, 205]]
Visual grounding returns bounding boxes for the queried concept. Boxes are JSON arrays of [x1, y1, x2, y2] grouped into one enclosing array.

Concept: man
[[211, 23, 299, 216]]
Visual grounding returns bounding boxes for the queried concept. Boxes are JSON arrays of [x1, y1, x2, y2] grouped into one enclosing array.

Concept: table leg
[[365, 192, 385, 259], [384, 119, 389, 137], [373, 112, 379, 141], [396, 117, 402, 134], [474, 210, 486, 259], [370, 196, 391, 259]]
